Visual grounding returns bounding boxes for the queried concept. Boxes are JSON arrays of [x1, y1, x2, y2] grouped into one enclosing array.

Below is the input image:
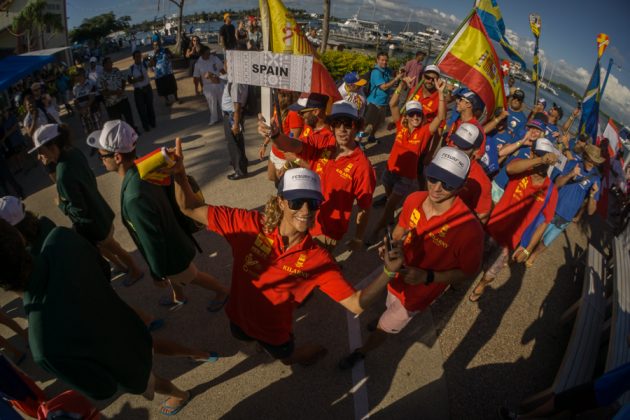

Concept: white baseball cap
[[424, 64, 441, 77], [29, 124, 60, 154], [0, 196, 26, 226], [404, 100, 423, 114], [86, 120, 138, 153], [534, 138, 556, 156], [277, 168, 324, 201], [425, 146, 470, 190], [450, 122, 482, 150], [325, 100, 359, 123]]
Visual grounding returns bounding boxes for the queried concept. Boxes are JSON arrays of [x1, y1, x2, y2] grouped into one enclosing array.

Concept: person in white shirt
[[338, 72, 367, 117], [128, 50, 156, 132], [87, 57, 103, 84], [193, 46, 225, 126], [72, 68, 100, 134]]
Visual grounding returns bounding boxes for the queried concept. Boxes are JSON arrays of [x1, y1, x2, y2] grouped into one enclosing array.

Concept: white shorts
[[269, 149, 286, 171], [377, 291, 419, 334], [167, 262, 199, 286]]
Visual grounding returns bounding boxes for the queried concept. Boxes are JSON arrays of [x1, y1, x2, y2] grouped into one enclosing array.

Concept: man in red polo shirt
[[173, 160, 404, 366], [447, 89, 487, 160], [339, 147, 484, 369], [469, 138, 558, 302], [259, 100, 376, 250], [448, 122, 493, 223], [408, 64, 442, 123]]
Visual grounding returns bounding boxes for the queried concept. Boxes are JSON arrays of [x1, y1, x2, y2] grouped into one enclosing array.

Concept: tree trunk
[[320, 0, 330, 54], [176, 0, 185, 55]]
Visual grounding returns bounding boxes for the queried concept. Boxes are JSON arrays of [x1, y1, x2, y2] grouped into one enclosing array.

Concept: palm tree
[[320, 0, 330, 53], [12, 0, 63, 52]]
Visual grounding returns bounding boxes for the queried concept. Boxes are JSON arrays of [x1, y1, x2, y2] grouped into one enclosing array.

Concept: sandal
[[160, 390, 192, 416], [159, 295, 188, 311], [191, 351, 219, 363]]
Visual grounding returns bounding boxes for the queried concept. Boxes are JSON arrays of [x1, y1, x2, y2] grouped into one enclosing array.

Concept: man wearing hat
[[486, 88, 527, 140], [259, 100, 376, 250], [448, 88, 487, 160], [448, 122, 493, 223], [545, 103, 564, 141], [338, 72, 367, 117], [339, 147, 484, 369], [219, 13, 237, 51], [86, 120, 229, 310], [525, 144, 603, 267], [470, 138, 559, 302], [283, 91, 333, 153], [408, 64, 442, 123]]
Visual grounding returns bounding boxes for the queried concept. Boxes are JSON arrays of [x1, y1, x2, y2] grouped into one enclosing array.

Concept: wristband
[[522, 249, 531, 257], [294, 158, 302, 165], [383, 266, 398, 279], [424, 270, 435, 285]]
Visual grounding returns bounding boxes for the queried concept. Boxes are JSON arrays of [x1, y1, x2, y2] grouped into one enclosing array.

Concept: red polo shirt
[[300, 141, 376, 240], [458, 159, 493, 217], [387, 121, 432, 179], [206, 205, 355, 345], [271, 110, 304, 160], [448, 117, 487, 159], [486, 169, 558, 250], [388, 192, 484, 312], [410, 89, 439, 123]]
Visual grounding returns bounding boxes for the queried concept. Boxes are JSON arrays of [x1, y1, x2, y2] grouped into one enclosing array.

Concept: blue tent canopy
[[0, 54, 55, 91]]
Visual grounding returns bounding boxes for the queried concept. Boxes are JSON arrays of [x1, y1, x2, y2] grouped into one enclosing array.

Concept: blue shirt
[[480, 130, 512, 176], [152, 48, 173, 79], [555, 160, 601, 221], [545, 122, 559, 142], [507, 108, 528, 139], [367, 66, 392, 106], [493, 146, 531, 189]]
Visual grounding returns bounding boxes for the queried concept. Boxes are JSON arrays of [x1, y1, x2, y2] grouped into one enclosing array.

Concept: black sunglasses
[[330, 118, 355, 129], [98, 152, 115, 160], [407, 111, 423, 118], [426, 176, 457, 192], [287, 198, 321, 211]]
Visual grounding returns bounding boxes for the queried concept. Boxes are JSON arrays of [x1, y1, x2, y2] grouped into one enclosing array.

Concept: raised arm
[[428, 79, 447, 134], [257, 113, 304, 153]]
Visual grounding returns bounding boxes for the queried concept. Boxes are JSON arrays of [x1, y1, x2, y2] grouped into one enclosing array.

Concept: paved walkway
[[0, 54, 588, 419]]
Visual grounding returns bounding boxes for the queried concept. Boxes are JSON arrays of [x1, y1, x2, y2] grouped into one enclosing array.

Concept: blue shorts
[[381, 169, 415, 197], [542, 218, 570, 247]]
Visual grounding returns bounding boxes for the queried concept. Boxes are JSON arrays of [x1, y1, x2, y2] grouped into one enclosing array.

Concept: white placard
[[548, 147, 568, 177], [226, 50, 313, 92]]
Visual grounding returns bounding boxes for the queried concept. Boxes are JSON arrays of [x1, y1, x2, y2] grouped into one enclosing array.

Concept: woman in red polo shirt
[[171, 146, 403, 366]]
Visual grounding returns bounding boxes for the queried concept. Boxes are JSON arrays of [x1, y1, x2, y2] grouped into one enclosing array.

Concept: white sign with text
[[226, 50, 313, 92]]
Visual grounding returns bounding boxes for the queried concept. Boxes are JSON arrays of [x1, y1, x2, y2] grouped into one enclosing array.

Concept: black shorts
[[229, 322, 294, 360]]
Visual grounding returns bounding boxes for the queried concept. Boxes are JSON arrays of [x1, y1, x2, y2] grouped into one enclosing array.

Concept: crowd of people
[[1, 35, 630, 419]]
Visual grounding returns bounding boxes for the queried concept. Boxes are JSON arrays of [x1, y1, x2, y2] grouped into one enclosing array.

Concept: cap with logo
[[551, 102, 564, 119], [288, 92, 329, 112], [325, 100, 359, 123], [28, 124, 60, 154], [512, 89, 525, 101], [423, 64, 441, 77], [403, 100, 423, 114], [457, 89, 484, 112], [343, 71, 367, 86], [537, 97, 547, 107], [526, 119, 546, 132], [425, 146, 471, 190], [534, 138, 556, 156], [277, 168, 324, 201], [450, 122, 482, 150], [86, 120, 138, 153], [0, 196, 25, 226]]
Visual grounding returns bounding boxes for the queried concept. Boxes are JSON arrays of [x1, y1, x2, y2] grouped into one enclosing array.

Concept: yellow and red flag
[[261, 0, 341, 101], [435, 10, 506, 121], [597, 33, 609, 58]]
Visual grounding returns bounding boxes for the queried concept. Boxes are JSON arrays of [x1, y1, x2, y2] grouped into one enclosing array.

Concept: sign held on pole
[[226, 50, 313, 92]]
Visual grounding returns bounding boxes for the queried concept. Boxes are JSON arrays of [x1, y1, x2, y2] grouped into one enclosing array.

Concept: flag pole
[[529, 14, 541, 106], [259, 0, 272, 123], [600, 58, 614, 99]]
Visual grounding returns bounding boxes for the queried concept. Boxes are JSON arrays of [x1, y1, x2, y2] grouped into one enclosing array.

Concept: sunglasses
[[286, 198, 321, 211], [426, 176, 457, 192], [98, 152, 115, 160], [407, 111, 423, 118], [330, 118, 355, 129]]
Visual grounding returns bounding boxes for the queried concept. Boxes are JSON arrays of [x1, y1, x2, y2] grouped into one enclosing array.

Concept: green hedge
[[321, 50, 405, 81]]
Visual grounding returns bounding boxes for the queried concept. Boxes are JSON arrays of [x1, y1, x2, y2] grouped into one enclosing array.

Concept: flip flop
[[207, 295, 229, 313], [123, 272, 145, 287], [192, 351, 219, 363], [469, 286, 485, 302], [148, 318, 165, 332], [160, 390, 192, 416], [159, 296, 188, 311]]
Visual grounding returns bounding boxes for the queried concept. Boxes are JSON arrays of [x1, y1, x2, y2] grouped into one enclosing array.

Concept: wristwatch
[[425, 270, 435, 285]]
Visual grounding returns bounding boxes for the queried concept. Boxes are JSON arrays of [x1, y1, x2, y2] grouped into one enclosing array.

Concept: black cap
[[512, 89, 525, 101]]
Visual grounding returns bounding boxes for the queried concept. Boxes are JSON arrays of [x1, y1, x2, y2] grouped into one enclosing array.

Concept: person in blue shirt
[[364, 52, 403, 143], [149, 39, 180, 106], [507, 89, 528, 139], [525, 144, 603, 267], [480, 109, 513, 177], [545, 103, 563, 143]]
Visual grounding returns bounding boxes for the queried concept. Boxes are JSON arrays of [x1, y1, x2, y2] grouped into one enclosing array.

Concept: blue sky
[[67, 0, 630, 124]]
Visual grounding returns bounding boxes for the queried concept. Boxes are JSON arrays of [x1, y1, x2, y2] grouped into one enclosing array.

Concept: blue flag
[[476, 0, 527, 70], [579, 59, 601, 142]]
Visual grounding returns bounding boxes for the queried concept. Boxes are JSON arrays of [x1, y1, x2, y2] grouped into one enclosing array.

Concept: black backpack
[[360, 69, 373, 97]]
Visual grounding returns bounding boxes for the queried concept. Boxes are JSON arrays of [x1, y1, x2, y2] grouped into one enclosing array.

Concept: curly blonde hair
[[262, 195, 283, 234]]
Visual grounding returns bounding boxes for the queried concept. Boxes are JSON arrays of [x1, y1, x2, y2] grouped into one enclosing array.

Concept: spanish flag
[[260, 0, 341, 101], [435, 10, 506, 120]]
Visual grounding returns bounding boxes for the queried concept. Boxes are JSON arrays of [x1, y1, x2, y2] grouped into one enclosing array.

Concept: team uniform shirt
[[448, 117, 487, 159], [192, 55, 224, 92], [493, 146, 531, 189], [507, 108, 528, 139], [97, 69, 126, 107], [128, 62, 151, 89], [24, 227, 152, 400], [367, 66, 393, 106], [486, 169, 558, 249], [555, 160, 601, 221], [206, 206, 355, 345], [56, 147, 115, 242], [388, 192, 484, 311], [545, 122, 560, 142], [386, 121, 432, 179], [409, 89, 440, 123], [480, 130, 512, 176], [299, 142, 376, 240], [458, 159, 493, 217], [271, 110, 305, 160]]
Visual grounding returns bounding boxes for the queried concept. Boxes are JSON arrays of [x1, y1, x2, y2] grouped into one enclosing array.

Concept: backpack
[[360, 69, 373, 97]]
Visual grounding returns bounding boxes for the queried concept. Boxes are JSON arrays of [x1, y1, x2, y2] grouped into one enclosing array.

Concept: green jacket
[[120, 165, 196, 278], [56, 147, 114, 242], [24, 227, 152, 400]]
